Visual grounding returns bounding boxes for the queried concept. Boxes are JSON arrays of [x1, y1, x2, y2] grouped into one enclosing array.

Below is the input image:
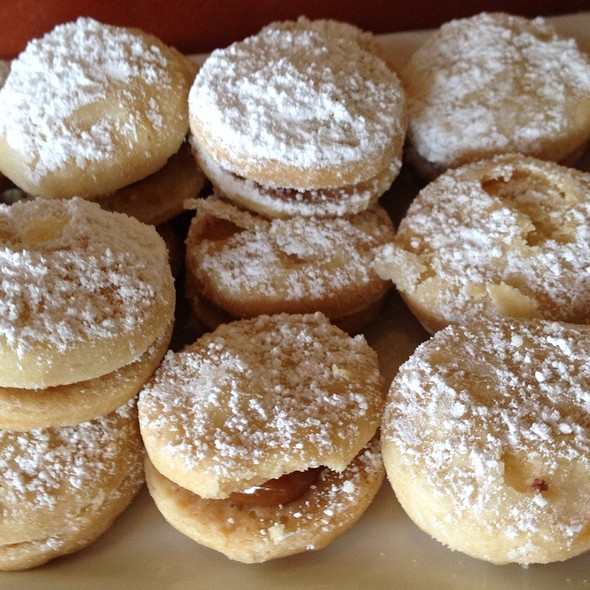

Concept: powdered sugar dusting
[[0, 197, 170, 356], [194, 140, 399, 217], [402, 13, 590, 168], [188, 197, 393, 310], [189, 18, 405, 180], [0, 17, 175, 181], [374, 155, 590, 325], [138, 313, 383, 490], [384, 318, 590, 557], [0, 398, 142, 515]]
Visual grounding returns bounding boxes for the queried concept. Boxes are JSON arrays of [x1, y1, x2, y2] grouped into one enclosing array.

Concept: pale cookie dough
[[185, 196, 395, 333], [189, 17, 406, 217], [98, 141, 206, 226], [0, 399, 145, 571], [192, 139, 400, 219], [382, 318, 590, 565], [0, 17, 196, 199], [144, 438, 383, 563], [0, 320, 172, 430], [0, 197, 175, 388], [401, 12, 590, 178], [374, 154, 590, 333]]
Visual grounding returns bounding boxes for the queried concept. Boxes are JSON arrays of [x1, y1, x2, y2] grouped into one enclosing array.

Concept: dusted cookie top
[[189, 17, 406, 190], [0, 400, 142, 539], [138, 312, 384, 499], [0, 399, 145, 570], [0, 197, 175, 388], [185, 196, 394, 322], [0, 17, 195, 198], [382, 318, 590, 564], [374, 154, 590, 332], [402, 12, 590, 175]]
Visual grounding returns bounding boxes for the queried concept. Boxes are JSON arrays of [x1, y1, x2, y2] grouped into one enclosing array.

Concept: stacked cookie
[[382, 318, 590, 565], [185, 17, 406, 333], [374, 154, 590, 334], [0, 197, 175, 570], [0, 17, 205, 226], [184, 195, 397, 333], [399, 12, 590, 179], [138, 312, 385, 563]]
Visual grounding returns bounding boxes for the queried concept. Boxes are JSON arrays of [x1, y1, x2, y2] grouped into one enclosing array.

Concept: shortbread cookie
[[382, 318, 590, 564], [374, 154, 590, 333], [0, 17, 196, 199], [0, 320, 172, 430], [144, 437, 383, 563], [138, 312, 385, 562], [401, 12, 590, 178], [189, 17, 406, 217], [0, 197, 175, 388], [0, 399, 145, 571], [185, 196, 395, 333]]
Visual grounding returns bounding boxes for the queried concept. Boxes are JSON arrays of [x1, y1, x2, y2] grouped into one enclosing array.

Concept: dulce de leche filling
[[229, 467, 324, 507]]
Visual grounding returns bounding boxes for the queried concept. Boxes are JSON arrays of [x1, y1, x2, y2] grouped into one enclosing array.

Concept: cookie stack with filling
[[185, 17, 405, 332], [381, 317, 590, 565], [0, 17, 205, 226], [185, 195, 396, 333], [138, 312, 385, 562], [0, 197, 175, 570]]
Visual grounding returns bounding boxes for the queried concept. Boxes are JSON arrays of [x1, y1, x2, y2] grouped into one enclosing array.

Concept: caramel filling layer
[[229, 467, 323, 507]]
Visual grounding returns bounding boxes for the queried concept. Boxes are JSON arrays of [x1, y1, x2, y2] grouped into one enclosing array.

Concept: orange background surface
[[1, 0, 589, 58]]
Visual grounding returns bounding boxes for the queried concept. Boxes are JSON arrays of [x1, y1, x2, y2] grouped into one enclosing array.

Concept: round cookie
[[0, 320, 172, 431], [185, 196, 395, 334], [138, 312, 385, 562], [0, 399, 145, 571], [401, 12, 590, 179], [144, 438, 383, 563], [0, 197, 175, 388], [374, 154, 590, 333], [382, 318, 590, 565], [189, 17, 406, 217], [0, 17, 196, 199]]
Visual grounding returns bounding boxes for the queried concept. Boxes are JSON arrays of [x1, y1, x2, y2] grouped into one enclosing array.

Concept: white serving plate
[[3, 11, 590, 590]]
